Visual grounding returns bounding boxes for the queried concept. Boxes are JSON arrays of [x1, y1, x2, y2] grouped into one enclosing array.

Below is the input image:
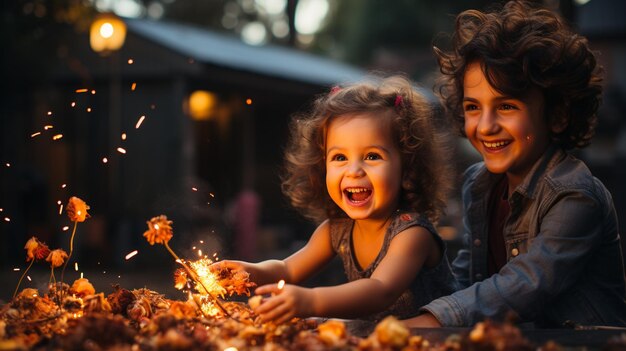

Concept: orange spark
[[74, 262, 78, 271], [135, 115, 145, 129], [75, 88, 88, 93], [246, 98, 252, 105], [31, 132, 41, 138], [91, 90, 96, 95], [131, 82, 137, 91], [52, 134, 63, 140], [47, 111, 52, 116], [71, 102, 76, 107], [192, 187, 198, 191], [4, 217, 10, 222], [102, 157, 108, 163], [44, 125, 53, 130], [128, 58, 134, 64], [277, 279, 285, 290], [62, 226, 69, 231], [86, 107, 92, 112], [61, 184, 67, 188], [121, 133, 127, 140], [125, 250, 139, 260], [117, 147, 126, 154]]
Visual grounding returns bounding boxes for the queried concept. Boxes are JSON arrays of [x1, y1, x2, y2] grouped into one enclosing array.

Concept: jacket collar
[[472, 143, 565, 201]]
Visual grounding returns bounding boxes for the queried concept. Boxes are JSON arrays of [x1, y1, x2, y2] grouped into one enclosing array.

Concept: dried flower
[[23, 237, 49, 262], [70, 278, 96, 297], [24, 237, 39, 261], [61, 196, 91, 295], [47, 249, 68, 268], [174, 268, 188, 290], [143, 215, 173, 245], [14, 237, 49, 299], [33, 244, 51, 262], [66, 196, 90, 222], [25, 237, 49, 262]]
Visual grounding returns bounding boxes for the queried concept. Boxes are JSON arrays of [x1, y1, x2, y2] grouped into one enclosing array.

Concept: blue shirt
[[421, 145, 626, 327]]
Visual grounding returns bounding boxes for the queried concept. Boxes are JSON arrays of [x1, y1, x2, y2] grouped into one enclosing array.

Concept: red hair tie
[[330, 86, 341, 95], [394, 95, 404, 107]]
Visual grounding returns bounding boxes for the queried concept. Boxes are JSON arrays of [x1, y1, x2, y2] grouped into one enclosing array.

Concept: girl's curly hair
[[281, 75, 453, 224], [434, 0, 603, 149]]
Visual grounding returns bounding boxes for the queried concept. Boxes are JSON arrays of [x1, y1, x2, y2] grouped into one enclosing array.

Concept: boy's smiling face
[[463, 61, 552, 189], [325, 113, 402, 221]]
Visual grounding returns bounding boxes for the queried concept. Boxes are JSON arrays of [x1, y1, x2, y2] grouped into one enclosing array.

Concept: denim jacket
[[422, 145, 626, 327]]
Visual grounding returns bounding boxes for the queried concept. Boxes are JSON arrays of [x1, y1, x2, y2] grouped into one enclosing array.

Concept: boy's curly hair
[[434, 0, 603, 149], [281, 75, 453, 224]]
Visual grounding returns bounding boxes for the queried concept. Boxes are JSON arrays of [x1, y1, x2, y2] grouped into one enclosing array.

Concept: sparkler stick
[[143, 215, 234, 319], [164, 242, 232, 318], [13, 259, 35, 299]]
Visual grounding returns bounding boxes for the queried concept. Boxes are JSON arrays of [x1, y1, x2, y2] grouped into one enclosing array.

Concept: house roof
[[125, 18, 366, 86]]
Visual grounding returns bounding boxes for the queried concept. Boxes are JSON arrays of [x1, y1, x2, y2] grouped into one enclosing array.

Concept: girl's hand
[[403, 312, 442, 328], [209, 259, 251, 275], [253, 283, 314, 324]]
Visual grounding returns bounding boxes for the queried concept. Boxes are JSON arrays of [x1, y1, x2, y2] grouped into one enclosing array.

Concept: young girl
[[213, 75, 457, 323], [406, 0, 626, 328]]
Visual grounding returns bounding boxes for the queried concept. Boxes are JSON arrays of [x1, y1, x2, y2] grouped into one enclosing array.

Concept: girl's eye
[[500, 103, 517, 111], [365, 153, 382, 161], [331, 154, 347, 161]]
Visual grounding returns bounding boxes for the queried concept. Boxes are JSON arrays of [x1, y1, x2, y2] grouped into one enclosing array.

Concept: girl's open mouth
[[344, 187, 372, 204]]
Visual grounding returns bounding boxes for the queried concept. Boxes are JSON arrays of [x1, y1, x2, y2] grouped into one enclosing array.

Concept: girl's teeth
[[347, 188, 368, 193]]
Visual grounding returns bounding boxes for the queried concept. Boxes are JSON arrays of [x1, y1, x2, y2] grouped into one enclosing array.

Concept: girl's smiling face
[[325, 113, 402, 221], [463, 61, 552, 189]]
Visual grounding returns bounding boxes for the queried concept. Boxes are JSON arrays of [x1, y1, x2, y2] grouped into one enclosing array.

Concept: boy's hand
[[253, 283, 314, 324]]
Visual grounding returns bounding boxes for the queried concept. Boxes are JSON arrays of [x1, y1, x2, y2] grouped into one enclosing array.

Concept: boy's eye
[[330, 154, 347, 161], [463, 103, 478, 111], [365, 153, 382, 161]]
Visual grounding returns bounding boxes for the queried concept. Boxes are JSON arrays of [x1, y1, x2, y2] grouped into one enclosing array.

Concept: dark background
[[1, 0, 625, 301]]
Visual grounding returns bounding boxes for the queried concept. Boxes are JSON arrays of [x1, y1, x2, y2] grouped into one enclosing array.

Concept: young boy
[[406, 0, 626, 328]]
